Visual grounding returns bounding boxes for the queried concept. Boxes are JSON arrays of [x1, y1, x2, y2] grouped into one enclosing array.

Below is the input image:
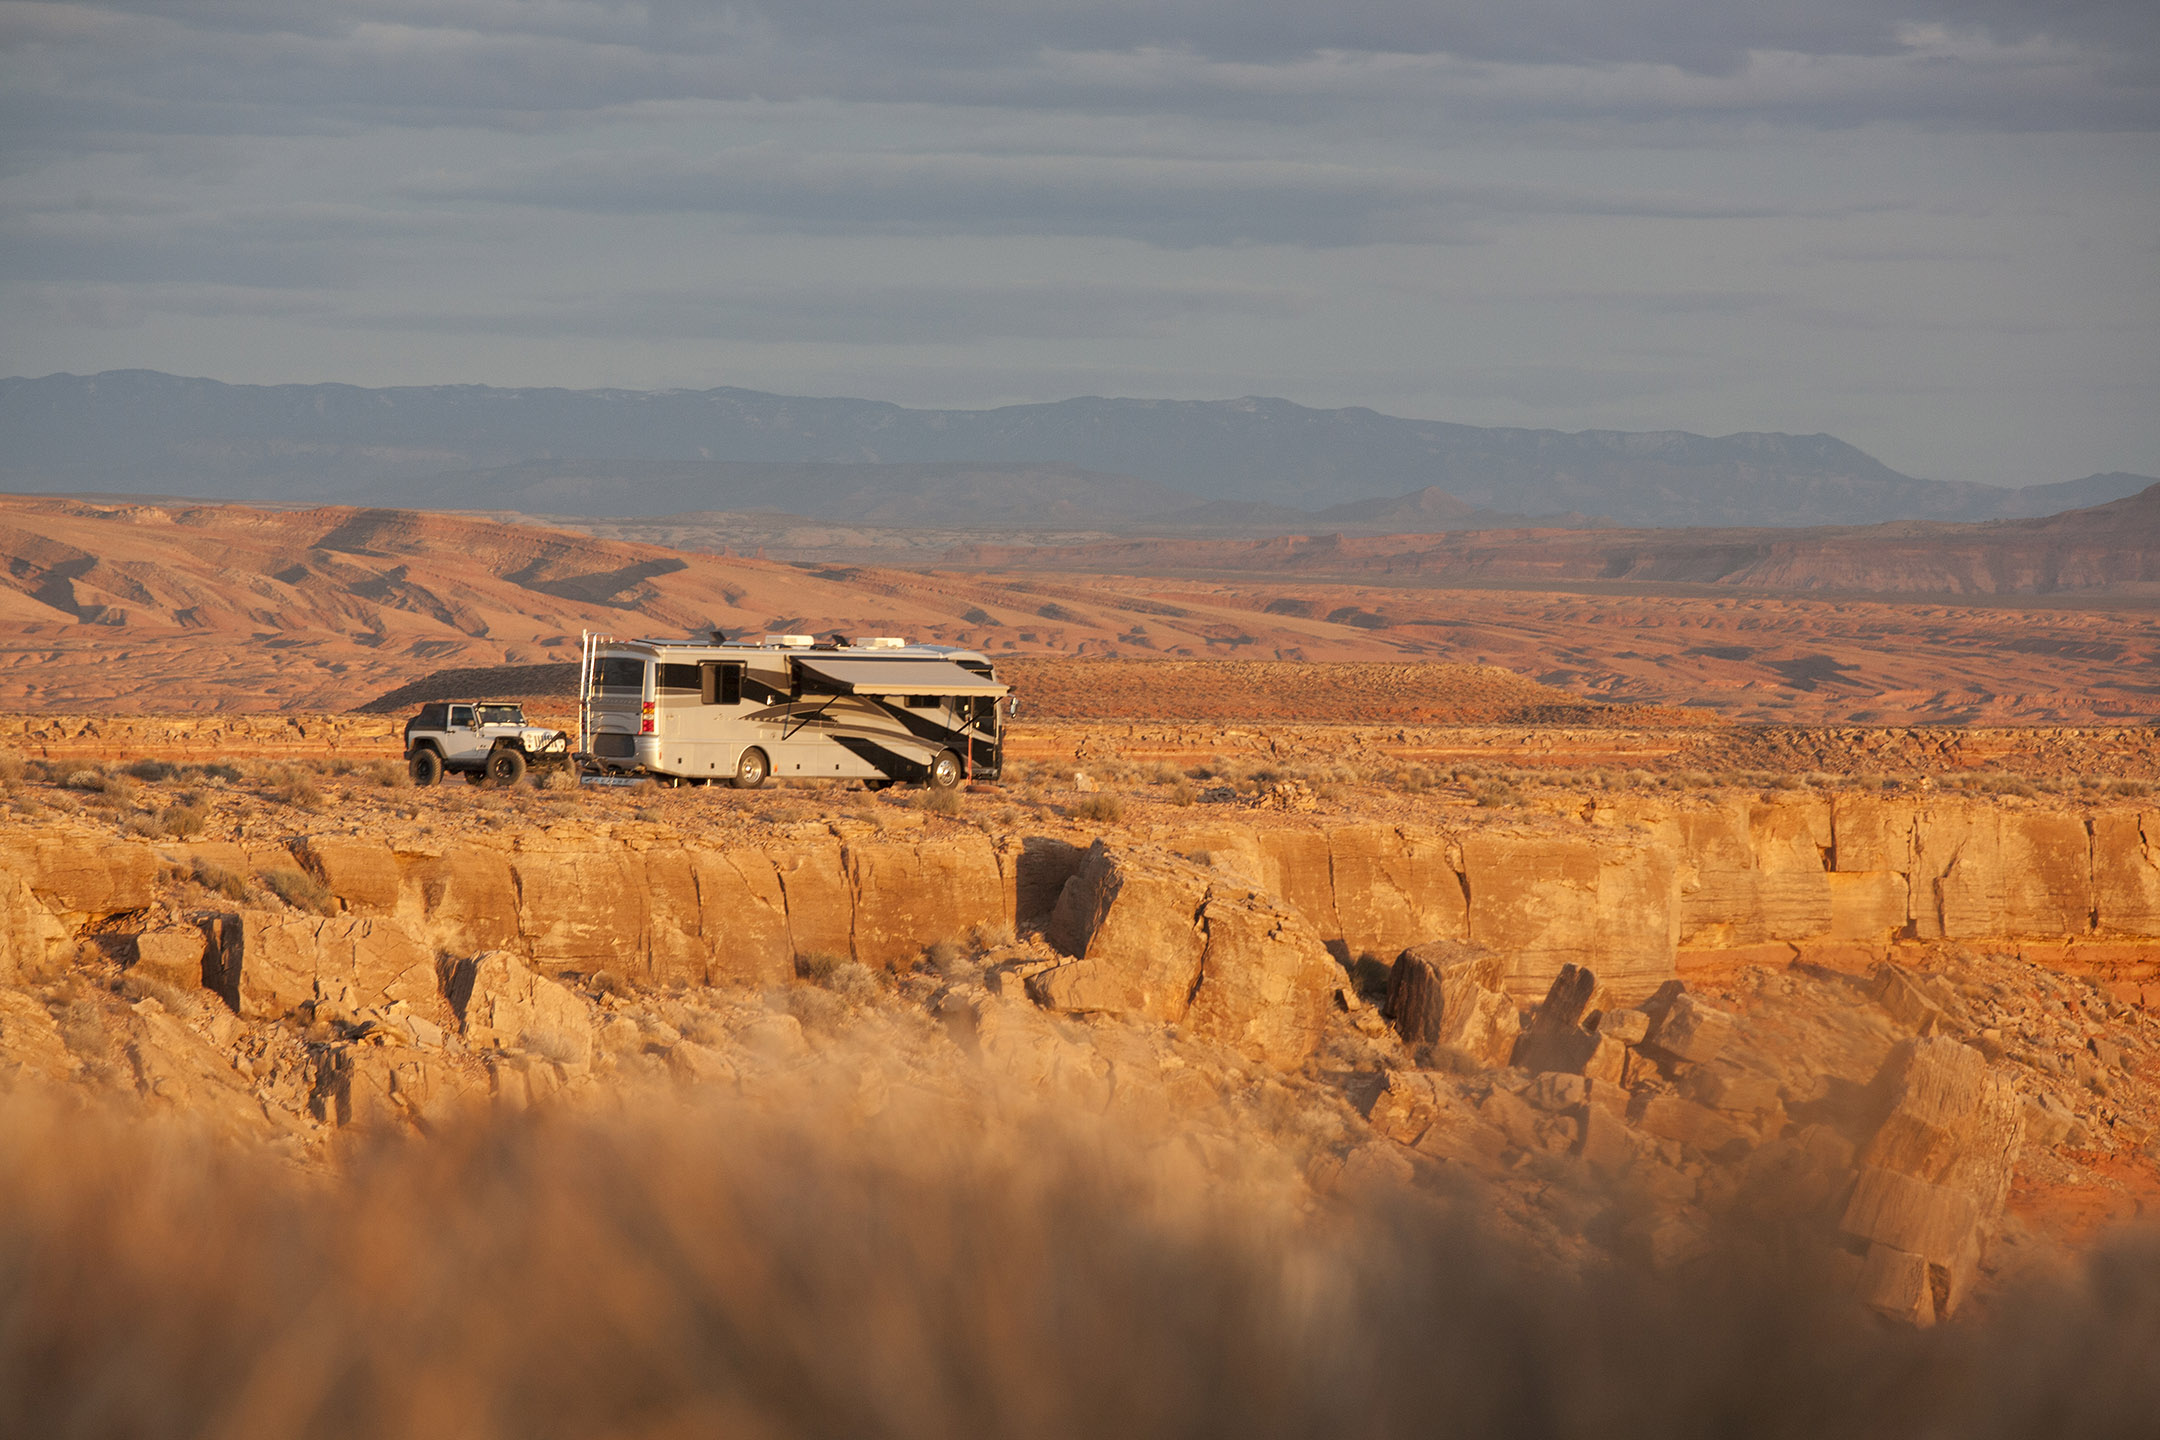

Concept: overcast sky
[[3, 0, 2155, 486]]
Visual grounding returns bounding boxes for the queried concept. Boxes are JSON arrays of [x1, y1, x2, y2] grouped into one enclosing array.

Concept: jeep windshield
[[476, 704, 525, 726]]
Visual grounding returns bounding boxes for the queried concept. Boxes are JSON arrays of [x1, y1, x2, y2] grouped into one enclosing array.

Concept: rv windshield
[[593, 657, 647, 693]]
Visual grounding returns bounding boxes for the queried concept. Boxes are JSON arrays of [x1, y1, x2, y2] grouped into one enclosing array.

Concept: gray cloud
[[1, 0, 2155, 490], [342, 280, 1306, 343], [404, 147, 1820, 247], [1, 0, 2151, 150]]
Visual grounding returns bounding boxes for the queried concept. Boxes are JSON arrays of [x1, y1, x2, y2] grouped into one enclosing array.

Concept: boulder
[[313, 1045, 474, 1130], [1839, 1036, 2024, 1316], [210, 912, 439, 1020], [447, 951, 594, 1071], [1182, 891, 1342, 1066], [0, 834, 158, 920], [1033, 842, 1340, 1068], [129, 926, 210, 990], [1383, 942, 1520, 1067], [1514, 963, 1601, 1074], [0, 869, 69, 985], [1644, 992, 1735, 1065]]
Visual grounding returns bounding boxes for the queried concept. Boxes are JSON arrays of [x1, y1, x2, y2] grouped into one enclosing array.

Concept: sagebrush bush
[[261, 867, 337, 915], [190, 858, 249, 901], [1070, 792, 1125, 824]]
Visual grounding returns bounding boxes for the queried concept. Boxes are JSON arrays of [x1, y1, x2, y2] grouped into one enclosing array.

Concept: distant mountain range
[[1, 369, 2149, 529], [949, 480, 2160, 598]]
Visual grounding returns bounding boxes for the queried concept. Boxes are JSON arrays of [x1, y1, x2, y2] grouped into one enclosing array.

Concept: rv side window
[[656, 663, 701, 694], [905, 695, 941, 709], [593, 657, 647, 693], [702, 663, 742, 706]]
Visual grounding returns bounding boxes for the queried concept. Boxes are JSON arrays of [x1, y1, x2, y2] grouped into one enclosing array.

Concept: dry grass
[[0, 1096, 2156, 1440], [260, 867, 338, 915]]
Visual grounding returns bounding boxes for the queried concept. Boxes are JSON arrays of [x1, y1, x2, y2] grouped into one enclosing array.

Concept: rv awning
[[793, 656, 1008, 697]]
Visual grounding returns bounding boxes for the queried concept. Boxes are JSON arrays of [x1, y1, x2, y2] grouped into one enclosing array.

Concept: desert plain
[[4, 491, 2160, 1436]]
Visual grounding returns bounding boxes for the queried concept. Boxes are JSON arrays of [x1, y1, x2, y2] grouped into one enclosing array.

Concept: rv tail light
[[640, 701, 655, 735]]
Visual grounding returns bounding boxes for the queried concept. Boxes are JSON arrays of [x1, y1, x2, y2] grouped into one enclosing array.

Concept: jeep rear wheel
[[731, 747, 769, 790], [408, 749, 442, 787], [485, 747, 528, 787]]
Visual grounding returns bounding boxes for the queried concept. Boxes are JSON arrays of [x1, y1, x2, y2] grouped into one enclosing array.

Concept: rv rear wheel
[[926, 750, 962, 790], [731, 747, 769, 790], [485, 747, 528, 787], [407, 749, 441, 787]]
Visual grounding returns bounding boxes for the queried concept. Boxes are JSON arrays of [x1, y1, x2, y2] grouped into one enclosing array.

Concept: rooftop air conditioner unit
[[764, 634, 816, 647], [863, 637, 908, 648]]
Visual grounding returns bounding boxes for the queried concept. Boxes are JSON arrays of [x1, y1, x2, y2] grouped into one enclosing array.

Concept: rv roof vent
[[862, 636, 907, 648], [764, 633, 816, 647]]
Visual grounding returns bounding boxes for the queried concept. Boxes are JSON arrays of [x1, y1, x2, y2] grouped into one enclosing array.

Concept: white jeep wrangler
[[402, 701, 570, 786]]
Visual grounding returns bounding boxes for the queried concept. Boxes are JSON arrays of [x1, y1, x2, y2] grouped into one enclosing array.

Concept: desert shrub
[[268, 774, 324, 809], [189, 860, 249, 902], [2107, 779, 2154, 798], [1472, 782, 1518, 809], [123, 759, 177, 782], [1146, 762, 1184, 785], [915, 786, 964, 817], [155, 803, 208, 839], [183, 762, 244, 784], [118, 971, 200, 1015], [794, 952, 847, 984], [357, 759, 407, 788], [1070, 793, 1125, 824], [0, 752, 25, 787], [261, 867, 337, 915], [1169, 781, 1197, 807]]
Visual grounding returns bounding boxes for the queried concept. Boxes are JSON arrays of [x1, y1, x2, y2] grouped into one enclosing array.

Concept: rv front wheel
[[926, 750, 962, 790], [731, 747, 769, 790]]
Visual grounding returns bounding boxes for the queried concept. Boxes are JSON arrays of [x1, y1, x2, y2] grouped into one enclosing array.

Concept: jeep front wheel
[[408, 749, 442, 787], [731, 747, 769, 790], [485, 747, 528, 787]]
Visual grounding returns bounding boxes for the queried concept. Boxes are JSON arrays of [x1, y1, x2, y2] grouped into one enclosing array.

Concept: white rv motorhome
[[576, 632, 1009, 789]]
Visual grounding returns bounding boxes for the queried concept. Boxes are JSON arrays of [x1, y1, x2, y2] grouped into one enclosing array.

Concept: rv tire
[[485, 747, 528, 787], [407, 749, 441, 787], [731, 747, 770, 790], [926, 750, 962, 790]]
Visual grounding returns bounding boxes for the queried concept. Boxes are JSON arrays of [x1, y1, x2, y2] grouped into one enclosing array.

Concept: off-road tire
[[926, 750, 963, 790], [485, 747, 528, 787], [731, 747, 769, 790], [407, 749, 442, 787]]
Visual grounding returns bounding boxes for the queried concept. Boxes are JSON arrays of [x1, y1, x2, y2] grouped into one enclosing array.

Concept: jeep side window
[[447, 705, 475, 728]]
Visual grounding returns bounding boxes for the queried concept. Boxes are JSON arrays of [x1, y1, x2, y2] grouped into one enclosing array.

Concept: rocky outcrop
[[207, 912, 440, 1021], [1031, 841, 1341, 1069], [447, 951, 594, 1070], [1840, 1037, 2025, 1324]]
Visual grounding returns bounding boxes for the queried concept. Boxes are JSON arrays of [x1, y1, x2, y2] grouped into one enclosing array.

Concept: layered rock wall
[[4, 795, 2157, 1026]]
